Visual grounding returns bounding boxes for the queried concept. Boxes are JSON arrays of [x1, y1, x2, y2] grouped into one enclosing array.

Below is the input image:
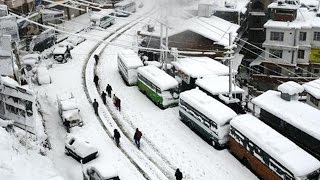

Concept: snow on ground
[[0, 127, 62, 180], [96, 14, 257, 180]]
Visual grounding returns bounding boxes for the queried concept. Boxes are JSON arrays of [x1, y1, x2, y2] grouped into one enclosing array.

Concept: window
[[298, 50, 305, 59], [269, 49, 283, 58], [314, 69, 320, 74], [313, 32, 320, 41], [310, 95, 319, 106], [299, 32, 307, 41], [270, 32, 284, 41]]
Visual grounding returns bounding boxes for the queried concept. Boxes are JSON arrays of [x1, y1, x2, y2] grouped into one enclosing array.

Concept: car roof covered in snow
[[172, 57, 230, 78], [118, 49, 144, 69], [88, 164, 118, 179], [137, 65, 178, 91], [180, 88, 237, 125], [231, 114, 320, 177], [66, 136, 98, 158], [60, 98, 78, 111], [303, 78, 320, 99], [252, 90, 320, 140], [196, 76, 245, 95], [90, 9, 114, 20]]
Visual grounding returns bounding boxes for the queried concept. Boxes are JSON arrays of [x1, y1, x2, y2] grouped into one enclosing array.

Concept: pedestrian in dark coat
[[134, 128, 142, 149], [66, 45, 72, 59], [175, 168, 183, 180], [92, 99, 99, 115], [106, 84, 112, 98], [101, 91, 107, 104], [113, 129, 121, 147], [94, 74, 99, 87], [115, 97, 121, 111], [94, 54, 99, 64]]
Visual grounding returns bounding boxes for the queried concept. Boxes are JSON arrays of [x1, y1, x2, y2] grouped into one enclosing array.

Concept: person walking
[[101, 91, 107, 105], [94, 54, 99, 65], [133, 128, 142, 149], [113, 129, 121, 147], [94, 74, 99, 87], [175, 168, 183, 180], [66, 45, 72, 59], [92, 99, 99, 115], [106, 84, 112, 98], [115, 97, 121, 111]]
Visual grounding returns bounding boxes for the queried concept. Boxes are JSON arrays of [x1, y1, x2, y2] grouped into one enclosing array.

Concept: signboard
[[0, 5, 8, 17], [0, 15, 20, 42], [0, 35, 13, 76], [41, 9, 64, 22], [310, 48, 320, 63]]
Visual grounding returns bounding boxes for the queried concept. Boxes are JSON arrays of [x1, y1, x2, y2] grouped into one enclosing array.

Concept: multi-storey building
[[0, 0, 34, 14]]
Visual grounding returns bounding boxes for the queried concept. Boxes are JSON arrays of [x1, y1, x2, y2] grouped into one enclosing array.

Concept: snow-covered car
[[35, 66, 51, 85], [86, 165, 120, 180], [53, 44, 71, 63], [66, 35, 85, 46], [22, 53, 40, 71], [65, 136, 98, 164], [57, 93, 83, 132]]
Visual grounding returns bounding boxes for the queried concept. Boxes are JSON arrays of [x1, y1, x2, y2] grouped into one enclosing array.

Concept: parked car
[[86, 165, 120, 180], [22, 53, 40, 71], [65, 136, 98, 164], [34, 66, 51, 85], [53, 44, 71, 63], [66, 35, 85, 46], [57, 93, 83, 132]]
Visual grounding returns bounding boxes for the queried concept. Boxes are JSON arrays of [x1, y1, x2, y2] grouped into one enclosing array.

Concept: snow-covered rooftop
[[118, 49, 143, 69], [231, 114, 320, 177], [264, 7, 320, 29], [140, 16, 240, 47], [172, 57, 229, 78], [268, 1, 300, 10], [252, 90, 320, 140], [137, 65, 178, 91], [196, 76, 245, 95], [303, 78, 320, 99], [277, 81, 304, 95], [180, 88, 237, 125], [212, 0, 249, 14]]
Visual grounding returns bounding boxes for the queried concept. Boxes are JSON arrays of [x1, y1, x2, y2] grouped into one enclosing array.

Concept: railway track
[[82, 6, 177, 180]]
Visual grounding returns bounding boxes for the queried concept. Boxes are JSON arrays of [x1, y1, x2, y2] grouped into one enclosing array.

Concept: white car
[[22, 53, 40, 71], [35, 66, 51, 85], [66, 36, 85, 46], [65, 136, 98, 164], [86, 165, 120, 180]]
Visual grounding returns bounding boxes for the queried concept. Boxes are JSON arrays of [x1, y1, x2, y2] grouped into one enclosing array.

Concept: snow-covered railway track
[[82, 8, 176, 180]]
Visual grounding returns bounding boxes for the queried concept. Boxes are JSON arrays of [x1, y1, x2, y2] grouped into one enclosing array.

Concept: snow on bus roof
[[90, 9, 114, 20], [231, 114, 320, 177], [196, 76, 245, 95], [180, 89, 237, 125], [137, 65, 178, 91], [118, 49, 143, 69], [277, 81, 304, 95], [303, 78, 320, 99], [252, 90, 320, 140], [172, 57, 229, 78]]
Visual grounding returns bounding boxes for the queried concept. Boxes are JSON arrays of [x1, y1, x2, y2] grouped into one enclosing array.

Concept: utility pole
[[226, 32, 235, 100]]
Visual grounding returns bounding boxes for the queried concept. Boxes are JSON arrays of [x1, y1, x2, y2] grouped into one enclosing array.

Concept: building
[[0, 0, 34, 14], [303, 78, 320, 109], [251, 0, 320, 90], [0, 76, 36, 133], [138, 15, 240, 61]]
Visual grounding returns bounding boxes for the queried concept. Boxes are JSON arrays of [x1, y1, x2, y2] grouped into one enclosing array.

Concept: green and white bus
[[117, 49, 144, 86], [137, 65, 179, 109], [90, 10, 115, 29], [179, 88, 237, 149], [114, 0, 136, 17]]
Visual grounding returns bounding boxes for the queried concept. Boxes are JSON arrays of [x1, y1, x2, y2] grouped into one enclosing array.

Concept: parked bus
[[137, 65, 179, 108], [114, 0, 136, 17], [230, 114, 320, 180], [252, 90, 320, 160], [117, 49, 144, 85], [90, 10, 115, 29], [179, 88, 237, 149]]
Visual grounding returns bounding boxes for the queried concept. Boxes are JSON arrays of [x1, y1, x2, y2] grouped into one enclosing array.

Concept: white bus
[[117, 49, 144, 85], [114, 0, 136, 17], [179, 88, 237, 149], [90, 10, 115, 29], [137, 65, 179, 109], [230, 114, 320, 180]]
